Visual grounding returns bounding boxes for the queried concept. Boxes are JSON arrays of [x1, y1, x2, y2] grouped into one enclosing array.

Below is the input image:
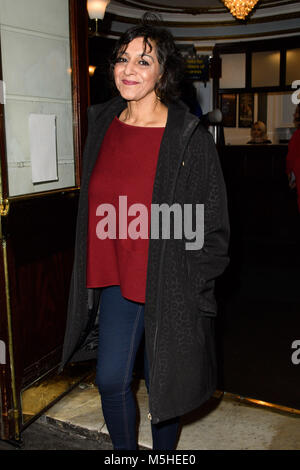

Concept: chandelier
[[222, 0, 260, 20]]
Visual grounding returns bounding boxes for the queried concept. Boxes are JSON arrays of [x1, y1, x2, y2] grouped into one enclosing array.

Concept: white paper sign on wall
[[29, 113, 58, 184]]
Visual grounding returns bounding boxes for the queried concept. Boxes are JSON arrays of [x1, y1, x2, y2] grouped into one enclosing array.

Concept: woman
[[247, 121, 271, 144], [60, 15, 230, 450], [286, 103, 300, 211]]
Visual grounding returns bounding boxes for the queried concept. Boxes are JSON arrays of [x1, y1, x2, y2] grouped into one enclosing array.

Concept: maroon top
[[86, 116, 165, 302]]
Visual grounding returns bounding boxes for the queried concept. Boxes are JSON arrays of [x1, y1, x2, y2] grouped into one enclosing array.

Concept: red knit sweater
[[86, 116, 165, 302]]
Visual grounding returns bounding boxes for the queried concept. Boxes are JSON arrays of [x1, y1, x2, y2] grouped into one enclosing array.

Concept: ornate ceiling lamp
[[221, 0, 260, 20]]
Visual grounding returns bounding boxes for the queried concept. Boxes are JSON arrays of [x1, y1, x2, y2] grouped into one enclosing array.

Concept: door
[[0, 0, 90, 441]]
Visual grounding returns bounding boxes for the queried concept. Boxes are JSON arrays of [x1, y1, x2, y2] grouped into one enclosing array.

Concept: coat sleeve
[[185, 129, 230, 316]]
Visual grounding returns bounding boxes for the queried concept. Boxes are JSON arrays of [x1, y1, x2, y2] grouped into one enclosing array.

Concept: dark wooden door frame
[[0, 0, 90, 442], [69, 0, 90, 184]]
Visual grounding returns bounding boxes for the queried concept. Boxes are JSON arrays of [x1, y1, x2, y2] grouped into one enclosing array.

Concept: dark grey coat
[[60, 95, 230, 424]]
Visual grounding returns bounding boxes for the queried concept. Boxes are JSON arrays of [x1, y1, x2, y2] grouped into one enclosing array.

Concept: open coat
[[60, 95, 230, 425]]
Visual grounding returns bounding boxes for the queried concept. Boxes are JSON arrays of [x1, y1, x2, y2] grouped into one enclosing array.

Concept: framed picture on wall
[[220, 94, 237, 127], [239, 93, 254, 127]]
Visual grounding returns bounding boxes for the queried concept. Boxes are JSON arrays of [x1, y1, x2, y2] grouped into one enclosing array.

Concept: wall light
[[87, 0, 110, 35], [87, 0, 110, 20], [89, 65, 97, 76]]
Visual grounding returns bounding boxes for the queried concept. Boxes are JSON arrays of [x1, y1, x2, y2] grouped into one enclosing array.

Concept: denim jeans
[[95, 285, 179, 450]]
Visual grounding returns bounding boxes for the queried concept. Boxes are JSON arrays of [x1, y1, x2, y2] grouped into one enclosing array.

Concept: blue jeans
[[95, 285, 179, 450]]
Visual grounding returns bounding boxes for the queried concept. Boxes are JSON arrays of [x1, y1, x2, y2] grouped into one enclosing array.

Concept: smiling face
[[251, 123, 264, 139], [113, 37, 162, 104]]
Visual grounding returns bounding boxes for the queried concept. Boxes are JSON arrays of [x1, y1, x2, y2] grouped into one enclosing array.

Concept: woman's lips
[[122, 80, 139, 85]]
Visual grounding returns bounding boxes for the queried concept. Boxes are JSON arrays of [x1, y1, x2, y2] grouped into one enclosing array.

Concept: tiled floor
[[41, 377, 300, 450]]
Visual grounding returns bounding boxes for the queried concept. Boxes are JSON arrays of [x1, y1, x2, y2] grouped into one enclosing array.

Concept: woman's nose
[[124, 60, 136, 75]]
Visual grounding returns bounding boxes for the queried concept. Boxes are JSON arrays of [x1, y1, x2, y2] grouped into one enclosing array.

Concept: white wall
[[0, 0, 75, 196]]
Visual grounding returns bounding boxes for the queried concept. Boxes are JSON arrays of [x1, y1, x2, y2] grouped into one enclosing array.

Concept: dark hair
[[109, 13, 185, 104]]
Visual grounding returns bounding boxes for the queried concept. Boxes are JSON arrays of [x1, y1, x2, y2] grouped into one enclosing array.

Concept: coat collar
[[87, 95, 200, 203], [92, 95, 200, 142]]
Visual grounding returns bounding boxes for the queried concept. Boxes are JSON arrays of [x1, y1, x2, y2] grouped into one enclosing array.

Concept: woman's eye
[[115, 57, 150, 66]]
